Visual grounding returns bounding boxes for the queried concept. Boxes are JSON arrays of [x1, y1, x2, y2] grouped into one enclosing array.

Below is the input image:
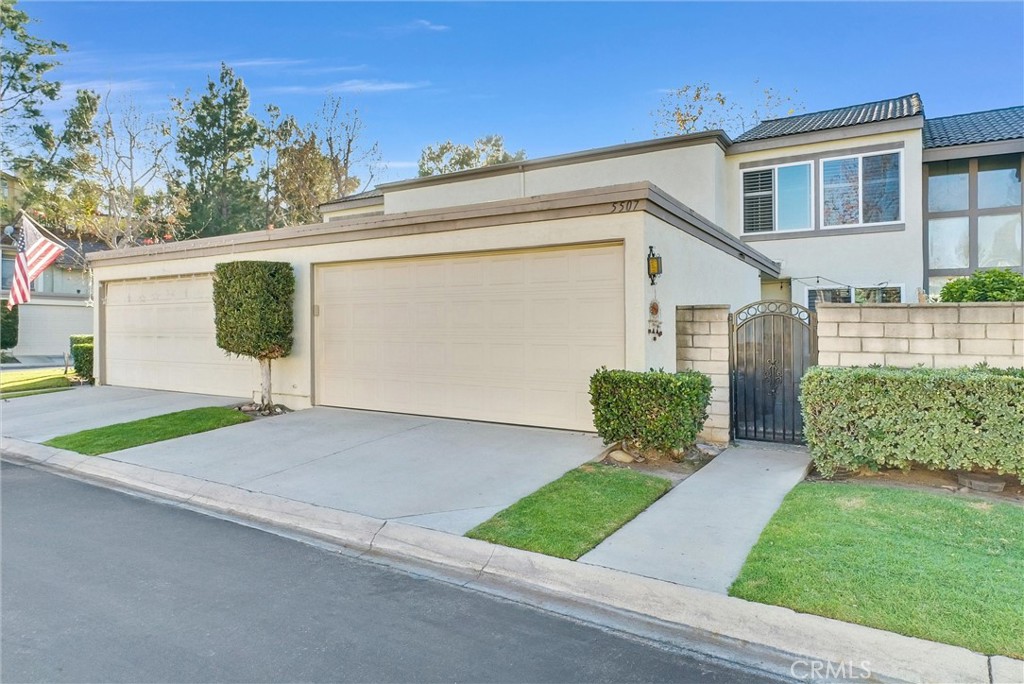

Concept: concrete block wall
[[816, 303, 1023, 369], [676, 305, 731, 445]]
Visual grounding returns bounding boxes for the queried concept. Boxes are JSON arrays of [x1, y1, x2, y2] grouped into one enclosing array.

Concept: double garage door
[[315, 243, 625, 431], [102, 243, 625, 431]]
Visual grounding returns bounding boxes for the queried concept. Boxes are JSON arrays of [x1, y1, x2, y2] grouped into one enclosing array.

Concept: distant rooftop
[[321, 187, 384, 207], [734, 94, 924, 143], [922, 106, 1024, 148]]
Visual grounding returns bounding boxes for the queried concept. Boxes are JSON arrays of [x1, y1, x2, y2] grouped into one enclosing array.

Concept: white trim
[[740, 160, 814, 235], [819, 149, 905, 230]]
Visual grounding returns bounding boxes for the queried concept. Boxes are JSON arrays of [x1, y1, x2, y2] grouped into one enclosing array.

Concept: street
[[1, 462, 783, 683]]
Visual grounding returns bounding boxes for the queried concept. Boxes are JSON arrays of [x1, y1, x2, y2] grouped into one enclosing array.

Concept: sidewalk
[[581, 443, 811, 593]]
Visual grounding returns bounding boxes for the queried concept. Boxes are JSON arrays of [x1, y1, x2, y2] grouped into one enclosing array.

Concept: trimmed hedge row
[[72, 343, 94, 381], [590, 368, 711, 454], [801, 366, 1024, 477]]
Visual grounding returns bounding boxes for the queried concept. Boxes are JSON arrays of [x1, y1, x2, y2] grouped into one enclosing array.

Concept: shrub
[[72, 343, 94, 381], [1, 302, 18, 349], [801, 366, 1024, 477], [69, 334, 93, 352], [213, 261, 294, 410], [939, 269, 1024, 302], [590, 368, 712, 454]]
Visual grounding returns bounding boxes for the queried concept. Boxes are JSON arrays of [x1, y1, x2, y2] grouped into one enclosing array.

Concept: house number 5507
[[610, 200, 639, 213]]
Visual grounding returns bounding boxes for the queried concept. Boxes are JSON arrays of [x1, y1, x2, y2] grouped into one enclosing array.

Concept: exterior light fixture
[[647, 246, 662, 286]]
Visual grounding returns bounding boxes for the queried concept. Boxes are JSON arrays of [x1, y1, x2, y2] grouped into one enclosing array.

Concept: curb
[[2, 437, 1020, 684]]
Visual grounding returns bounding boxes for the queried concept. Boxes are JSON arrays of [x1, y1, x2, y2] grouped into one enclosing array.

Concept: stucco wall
[[10, 296, 93, 357], [642, 213, 761, 373], [725, 129, 925, 305], [817, 302, 1023, 368], [384, 143, 727, 223]]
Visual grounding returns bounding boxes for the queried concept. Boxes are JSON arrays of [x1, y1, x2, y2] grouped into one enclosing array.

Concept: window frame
[[741, 160, 815, 235], [819, 149, 904, 230], [923, 153, 1024, 294], [805, 284, 905, 311]]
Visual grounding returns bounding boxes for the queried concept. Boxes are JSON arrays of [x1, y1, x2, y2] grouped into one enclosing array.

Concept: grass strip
[[467, 464, 671, 560], [45, 406, 252, 456], [1, 387, 74, 400], [0, 368, 73, 393], [730, 482, 1024, 658]]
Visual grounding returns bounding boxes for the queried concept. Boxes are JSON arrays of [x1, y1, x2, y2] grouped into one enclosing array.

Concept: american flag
[[6, 214, 65, 310]]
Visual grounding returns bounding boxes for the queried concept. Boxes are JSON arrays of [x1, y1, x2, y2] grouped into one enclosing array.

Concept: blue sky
[[27, 1, 1024, 183]]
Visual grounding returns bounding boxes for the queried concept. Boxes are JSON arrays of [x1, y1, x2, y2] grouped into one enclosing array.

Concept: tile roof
[[922, 106, 1024, 149], [734, 94, 924, 143], [323, 187, 384, 205]]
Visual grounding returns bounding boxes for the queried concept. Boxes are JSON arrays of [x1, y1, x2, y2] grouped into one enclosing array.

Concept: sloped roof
[[734, 94, 924, 143], [320, 187, 384, 207], [922, 106, 1024, 149]]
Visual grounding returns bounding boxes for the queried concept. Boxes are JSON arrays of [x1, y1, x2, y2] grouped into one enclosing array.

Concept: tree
[[212, 261, 294, 414], [652, 80, 802, 138], [0, 300, 18, 350], [0, 0, 66, 162], [91, 96, 181, 248], [315, 96, 379, 200], [418, 134, 525, 176], [15, 88, 101, 238], [270, 120, 334, 226], [172, 64, 263, 237]]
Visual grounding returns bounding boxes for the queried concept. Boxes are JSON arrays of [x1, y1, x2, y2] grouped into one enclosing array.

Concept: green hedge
[[1, 302, 18, 349], [590, 368, 712, 453], [212, 261, 294, 360], [801, 366, 1024, 477], [72, 343, 94, 381], [69, 334, 93, 351]]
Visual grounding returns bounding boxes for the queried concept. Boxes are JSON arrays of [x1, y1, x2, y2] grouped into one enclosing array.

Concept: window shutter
[[743, 170, 774, 232]]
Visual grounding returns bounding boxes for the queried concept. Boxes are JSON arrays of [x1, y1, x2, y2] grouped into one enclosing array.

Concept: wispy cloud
[[383, 161, 419, 169], [381, 19, 451, 37], [265, 79, 429, 95]]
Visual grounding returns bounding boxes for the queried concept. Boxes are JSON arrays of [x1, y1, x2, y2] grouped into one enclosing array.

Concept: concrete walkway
[[580, 443, 811, 594]]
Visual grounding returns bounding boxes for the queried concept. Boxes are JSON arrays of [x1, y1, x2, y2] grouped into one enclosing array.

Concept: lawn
[[44, 407, 252, 455], [466, 464, 671, 560], [0, 367, 73, 398], [730, 482, 1024, 658]]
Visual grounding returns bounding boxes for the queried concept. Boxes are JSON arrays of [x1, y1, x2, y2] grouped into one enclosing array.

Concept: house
[[86, 94, 1024, 433], [1, 224, 96, 359]]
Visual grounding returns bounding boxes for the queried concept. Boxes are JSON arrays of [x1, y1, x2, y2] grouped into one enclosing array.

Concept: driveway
[[3, 388, 602, 534], [1, 386, 244, 442]]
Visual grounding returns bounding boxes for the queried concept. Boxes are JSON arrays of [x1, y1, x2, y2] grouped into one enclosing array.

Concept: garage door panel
[[104, 276, 253, 397], [315, 244, 624, 431]]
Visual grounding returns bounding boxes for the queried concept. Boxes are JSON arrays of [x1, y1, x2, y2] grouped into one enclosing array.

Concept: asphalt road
[[1, 462, 784, 683]]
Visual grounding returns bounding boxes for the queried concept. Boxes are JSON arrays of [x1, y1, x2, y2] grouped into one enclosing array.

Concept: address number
[[610, 200, 640, 213]]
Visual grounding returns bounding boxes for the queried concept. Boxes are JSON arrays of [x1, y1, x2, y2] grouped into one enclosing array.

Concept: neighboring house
[[86, 93, 1023, 432], [1, 231, 98, 357]]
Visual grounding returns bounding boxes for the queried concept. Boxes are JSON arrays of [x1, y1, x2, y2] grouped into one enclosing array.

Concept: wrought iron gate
[[731, 300, 816, 444]]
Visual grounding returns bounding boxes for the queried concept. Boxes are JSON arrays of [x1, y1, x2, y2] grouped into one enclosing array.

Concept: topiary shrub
[[1, 302, 18, 350], [69, 334, 93, 350], [71, 343, 94, 381], [590, 368, 712, 455], [801, 366, 1024, 477], [213, 261, 294, 412], [939, 268, 1024, 302]]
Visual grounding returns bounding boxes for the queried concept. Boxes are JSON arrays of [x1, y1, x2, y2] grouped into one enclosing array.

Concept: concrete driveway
[[3, 388, 602, 534], [1, 386, 244, 442]]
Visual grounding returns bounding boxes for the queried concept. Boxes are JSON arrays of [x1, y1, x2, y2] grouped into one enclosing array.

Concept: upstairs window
[[822, 152, 901, 227], [742, 163, 812, 233]]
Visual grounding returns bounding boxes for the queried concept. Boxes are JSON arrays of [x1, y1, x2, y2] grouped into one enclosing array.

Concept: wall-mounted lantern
[[647, 246, 663, 286]]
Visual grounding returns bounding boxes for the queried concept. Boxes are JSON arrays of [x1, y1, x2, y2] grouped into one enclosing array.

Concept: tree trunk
[[259, 357, 273, 413]]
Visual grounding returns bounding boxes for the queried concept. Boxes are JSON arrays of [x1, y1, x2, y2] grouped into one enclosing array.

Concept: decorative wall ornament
[[648, 299, 663, 340]]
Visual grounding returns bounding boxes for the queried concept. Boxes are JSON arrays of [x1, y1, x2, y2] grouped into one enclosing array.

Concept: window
[[821, 152, 901, 227], [1, 255, 13, 291], [925, 153, 1023, 294], [807, 285, 902, 312], [742, 162, 812, 233]]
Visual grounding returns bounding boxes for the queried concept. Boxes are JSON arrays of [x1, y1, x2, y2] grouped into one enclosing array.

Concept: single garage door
[[315, 243, 625, 431], [103, 275, 253, 396]]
